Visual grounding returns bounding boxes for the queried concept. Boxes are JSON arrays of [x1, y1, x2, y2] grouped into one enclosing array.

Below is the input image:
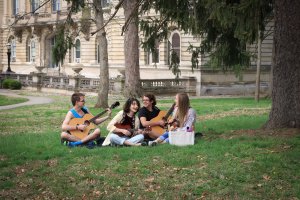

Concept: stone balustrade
[[0, 73, 197, 96]]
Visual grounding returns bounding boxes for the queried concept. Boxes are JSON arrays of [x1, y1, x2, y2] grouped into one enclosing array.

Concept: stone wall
[[200, 68, 271, 96]]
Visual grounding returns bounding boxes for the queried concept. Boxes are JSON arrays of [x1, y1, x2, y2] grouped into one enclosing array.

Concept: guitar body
[[69, 114, 96, 139], [67, 101, 120, 140], [150, 110, 168, 135]]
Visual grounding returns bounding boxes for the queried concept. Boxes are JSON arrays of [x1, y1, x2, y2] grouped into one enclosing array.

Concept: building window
[[13, 0, 19, 15], [11, 39, 16, 62], [102, 0, 110, 7], [50, 37, 57, 68], [31, 0, 39, 13], [52, 0, 60, 12], [171, 32, 181, 63], [27, 38, 36, 62], [26, 40, 30, 62], [30, 40, 36, 62], [147, 40, 160, 64], [74, 39, 81, 63]]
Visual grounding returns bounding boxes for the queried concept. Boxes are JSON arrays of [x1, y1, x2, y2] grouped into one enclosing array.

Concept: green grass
[[0, 92, 299, 199], [0, 94, 28, 106]]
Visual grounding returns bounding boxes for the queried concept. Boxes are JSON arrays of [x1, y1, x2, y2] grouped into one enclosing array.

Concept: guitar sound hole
[[85, 121, 90, 126]]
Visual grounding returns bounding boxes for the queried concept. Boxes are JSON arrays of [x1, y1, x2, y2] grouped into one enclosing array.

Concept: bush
[[2, 79, 13, 89], [10, 80, 22, 90], [2, 79, 22, 90]]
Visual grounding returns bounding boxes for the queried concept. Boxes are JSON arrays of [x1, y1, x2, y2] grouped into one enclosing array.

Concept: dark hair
[[123, 98, 140, 113], [143, 93, 157, 106], [71, 93, 85, 106]]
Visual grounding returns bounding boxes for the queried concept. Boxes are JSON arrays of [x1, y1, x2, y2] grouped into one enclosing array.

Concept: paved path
[[0, 89, 53, 110]]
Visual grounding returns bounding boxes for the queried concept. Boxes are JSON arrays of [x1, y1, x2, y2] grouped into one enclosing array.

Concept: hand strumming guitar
[[77, 124, 87, 131]]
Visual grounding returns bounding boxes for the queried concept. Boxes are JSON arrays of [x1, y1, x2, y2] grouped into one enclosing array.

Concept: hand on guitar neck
[[114, 124, 151, 137]]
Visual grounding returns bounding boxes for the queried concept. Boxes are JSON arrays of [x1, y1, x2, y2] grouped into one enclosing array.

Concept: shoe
[[86, 141, 95, 149], [68, 141, 77, 148], [148, 141, 157, 146], [68, 141, 83, 148], [141, 141, 148, 146], [61, 139, 69, 146]]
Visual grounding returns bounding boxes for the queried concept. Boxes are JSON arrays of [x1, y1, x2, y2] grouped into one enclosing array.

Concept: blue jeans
[[159, 131, 169, 143], [110, 133, 144, 145]]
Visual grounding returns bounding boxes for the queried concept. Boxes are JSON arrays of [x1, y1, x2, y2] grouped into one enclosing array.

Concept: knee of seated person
[[94, 128, 101, 136]]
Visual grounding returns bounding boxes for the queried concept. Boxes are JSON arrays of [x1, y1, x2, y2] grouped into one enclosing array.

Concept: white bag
[[169, 130, 195, 146]]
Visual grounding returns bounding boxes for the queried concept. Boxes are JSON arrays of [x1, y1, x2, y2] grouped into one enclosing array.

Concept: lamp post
[[6, 43, 14, 73]]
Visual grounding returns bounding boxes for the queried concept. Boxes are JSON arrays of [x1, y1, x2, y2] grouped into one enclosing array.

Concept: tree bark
[[94, 0, 109, 108], [265, 0, 300, 128], [123, 0, 142, 98]]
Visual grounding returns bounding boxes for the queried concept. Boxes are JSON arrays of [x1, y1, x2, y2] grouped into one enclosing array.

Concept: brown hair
[[71, 93, 85, 106], [176, 93, 190, 127], [143, 93, 157, 106]]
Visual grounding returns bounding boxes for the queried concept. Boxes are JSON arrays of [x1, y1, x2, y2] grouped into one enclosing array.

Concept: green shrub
[[2, 79, 13, 89], [10, 80, 22, 90], [2, 79, 22, 90]]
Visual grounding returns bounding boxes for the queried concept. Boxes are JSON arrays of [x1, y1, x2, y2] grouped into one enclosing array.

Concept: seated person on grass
[[106, 98, 145, 146], [149, 93, 196, 146], [138, 93, 166, 140], [61, 92, 111, 147]]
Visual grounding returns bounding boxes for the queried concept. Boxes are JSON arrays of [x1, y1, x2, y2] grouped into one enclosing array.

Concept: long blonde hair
[[176, 93, 190, 127]]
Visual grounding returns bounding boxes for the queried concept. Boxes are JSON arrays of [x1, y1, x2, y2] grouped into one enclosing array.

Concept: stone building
[[0, 0, 272, 96]]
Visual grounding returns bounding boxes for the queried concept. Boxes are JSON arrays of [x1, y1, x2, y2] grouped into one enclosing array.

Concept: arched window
[[10, 39, 17, 62], [26, 38, 36, 62], [30, 40, 36, 62], [171, 32, 181, 63], [52, 0, 60, 12], [74, 39, 81, 63], [13, 0, 19, 15]]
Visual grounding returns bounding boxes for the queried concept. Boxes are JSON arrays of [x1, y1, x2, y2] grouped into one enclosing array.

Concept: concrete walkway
[[0, 89, 53, 110]]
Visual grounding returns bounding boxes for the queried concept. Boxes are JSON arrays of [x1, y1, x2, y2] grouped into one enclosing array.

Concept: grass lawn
[[0, 92, 299, 199], [0, 94, 28, 106]]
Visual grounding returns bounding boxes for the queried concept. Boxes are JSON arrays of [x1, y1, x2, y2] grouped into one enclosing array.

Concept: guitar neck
[[89, 110, 107, 123], [163, 103, 176, 120]]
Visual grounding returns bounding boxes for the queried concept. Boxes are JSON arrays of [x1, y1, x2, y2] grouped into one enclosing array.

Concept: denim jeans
[[159, 131, 170, 143], [110, 133, 144, 145]]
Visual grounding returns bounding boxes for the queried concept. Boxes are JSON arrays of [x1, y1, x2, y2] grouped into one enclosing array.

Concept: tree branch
[[90, 0, 125, 36]]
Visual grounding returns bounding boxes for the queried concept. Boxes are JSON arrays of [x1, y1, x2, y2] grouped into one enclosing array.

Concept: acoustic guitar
[[150, 103, 176, 135], [114, 123, 151, 137], [69, 101, 120, 139]]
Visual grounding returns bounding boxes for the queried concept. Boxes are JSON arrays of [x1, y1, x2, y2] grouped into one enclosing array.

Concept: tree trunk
[[255, 30, 262, 102], [94, 0, 109, 108], [265, 0, 300, 128], [123, 0, 142, 98]]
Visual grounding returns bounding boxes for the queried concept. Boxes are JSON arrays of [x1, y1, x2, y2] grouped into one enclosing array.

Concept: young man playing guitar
[[138, 93, 166, 139], [61, 92, 112, 147]]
